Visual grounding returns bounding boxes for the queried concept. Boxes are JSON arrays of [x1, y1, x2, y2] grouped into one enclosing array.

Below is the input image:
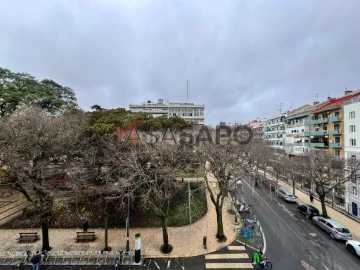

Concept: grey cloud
[[1, 0, 360, 124]]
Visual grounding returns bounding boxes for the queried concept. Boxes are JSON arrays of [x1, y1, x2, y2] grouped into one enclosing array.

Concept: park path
[[0, 175, 239, 258]]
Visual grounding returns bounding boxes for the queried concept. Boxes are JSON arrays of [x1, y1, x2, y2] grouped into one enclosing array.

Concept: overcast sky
[[1, 0, 360, 125]]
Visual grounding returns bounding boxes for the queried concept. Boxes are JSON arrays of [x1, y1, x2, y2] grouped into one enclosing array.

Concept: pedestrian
[[30, 251, 41, 270], [309, 192, 314, 203], [83, 220, 89, 232]]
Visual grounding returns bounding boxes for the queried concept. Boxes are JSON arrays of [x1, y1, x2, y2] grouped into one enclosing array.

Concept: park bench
[[76, 231, 96, 242], [18, 232, 39, 242]]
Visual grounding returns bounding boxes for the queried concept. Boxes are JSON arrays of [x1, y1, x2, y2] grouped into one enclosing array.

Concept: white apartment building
[[129, 99, 205, 125], [285, 105, 312, 157], [343, 96, 360, 218], [264, 114, 286, 153]]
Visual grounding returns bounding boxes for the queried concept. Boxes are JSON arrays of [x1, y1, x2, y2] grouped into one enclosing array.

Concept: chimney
[[313, 101, 319, 105], [345, 90, 353, 95], [327, 97, 332, 101]]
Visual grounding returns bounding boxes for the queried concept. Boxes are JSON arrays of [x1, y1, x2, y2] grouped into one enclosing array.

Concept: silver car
[[276, 188, 296, 203], [312, 216, 352, 240]]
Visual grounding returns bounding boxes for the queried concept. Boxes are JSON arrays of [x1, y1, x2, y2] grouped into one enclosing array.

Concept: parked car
[[346, 240, 360, 256], [312, 216, 352, 240], [276, 188, 296, 203], [297, 204, 320, 219]]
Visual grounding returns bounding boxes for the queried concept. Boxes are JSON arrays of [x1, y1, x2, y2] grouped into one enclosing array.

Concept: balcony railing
[[310, 118, 328, 125], [309, 130, 327, 136], [330, 142, 342, 148], [329, 129, 341, 135], [329, 116, 342, 122], [311, 142, 326, 147]]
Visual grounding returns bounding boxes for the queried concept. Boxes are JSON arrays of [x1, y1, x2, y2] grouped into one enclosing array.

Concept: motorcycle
[[239, 203, 251, 213]]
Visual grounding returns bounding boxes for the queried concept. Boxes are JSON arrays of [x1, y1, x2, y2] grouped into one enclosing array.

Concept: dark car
[[297, 204, 320, 219]]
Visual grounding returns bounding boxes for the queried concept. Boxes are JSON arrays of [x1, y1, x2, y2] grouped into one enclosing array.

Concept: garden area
[[0, 182, 207, 229]]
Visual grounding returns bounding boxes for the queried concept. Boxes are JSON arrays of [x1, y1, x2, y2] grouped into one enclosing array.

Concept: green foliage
[[87, 108, 193, 138], [0, 67, 78, 116]]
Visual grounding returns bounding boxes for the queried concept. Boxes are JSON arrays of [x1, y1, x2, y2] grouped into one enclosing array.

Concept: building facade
[[285, 105, 312, 157], [343, 96, 360, 218], [246, 118, 266, 138], [309, 90, 360, 159], [264, 114, 286, 153], [129, 99, 205, 125]]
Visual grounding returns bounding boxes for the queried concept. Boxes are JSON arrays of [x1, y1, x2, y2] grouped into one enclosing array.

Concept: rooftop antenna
[[277, 102, 283, 114], [315, 93, 319, 102], [186, 80, 189, 102]]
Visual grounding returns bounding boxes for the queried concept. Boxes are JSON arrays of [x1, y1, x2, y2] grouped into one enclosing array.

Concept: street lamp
[[125, 191, 130, 252]]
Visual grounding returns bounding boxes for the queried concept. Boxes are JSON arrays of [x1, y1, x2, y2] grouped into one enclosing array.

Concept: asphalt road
[[237, 176, 360, 270]]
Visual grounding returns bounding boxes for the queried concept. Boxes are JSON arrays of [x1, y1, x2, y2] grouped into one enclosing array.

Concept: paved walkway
[[0, 176, 240, 260], [276, 179, 360, 240]]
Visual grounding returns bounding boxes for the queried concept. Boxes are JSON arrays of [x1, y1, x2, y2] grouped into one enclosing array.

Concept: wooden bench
[[18, 232, 39, 242], [76, 232, 96, 242]]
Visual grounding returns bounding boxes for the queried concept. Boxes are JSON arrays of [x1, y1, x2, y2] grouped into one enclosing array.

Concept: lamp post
[[125, 193, 130, 252]]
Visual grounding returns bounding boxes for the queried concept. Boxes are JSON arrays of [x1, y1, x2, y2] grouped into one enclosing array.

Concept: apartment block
[[246, 118, 266, 138], [264, 114, 286, 153], [285, 105, 312, 157], [129, 99, 205, 125], [343, 96, 360, 218], [309, 90, 360, 158]]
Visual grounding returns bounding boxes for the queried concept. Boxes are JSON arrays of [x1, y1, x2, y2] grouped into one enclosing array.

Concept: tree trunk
[[41, 221, 50, 252], [161, 216, 172, 253], [320, 195, 328, 218], [292, 180, 295, 196], [13, 182, 33, 202], [104, 214, 109, 251], [215, 205, 226, 241]]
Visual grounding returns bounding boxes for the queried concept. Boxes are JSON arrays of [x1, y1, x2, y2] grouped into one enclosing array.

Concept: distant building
[[246, 118, 266, 138], [129, 99, 205, 125], [285, 104, 313, 157], [264, 114, 286, 153]]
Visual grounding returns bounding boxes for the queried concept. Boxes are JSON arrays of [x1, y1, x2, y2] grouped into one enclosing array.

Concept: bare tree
[[0, 107, 88, 251], [196, 143, 245, 242], [118, 143, 191, 253], [303, 152, 360, 217]]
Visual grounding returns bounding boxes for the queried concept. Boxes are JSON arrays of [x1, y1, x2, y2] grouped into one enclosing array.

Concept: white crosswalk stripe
[[205, 245, 253, 269]]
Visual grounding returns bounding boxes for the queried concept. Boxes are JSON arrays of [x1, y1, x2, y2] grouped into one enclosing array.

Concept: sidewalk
[[277, 179, 360, 240], [0, 178, 239, 259]]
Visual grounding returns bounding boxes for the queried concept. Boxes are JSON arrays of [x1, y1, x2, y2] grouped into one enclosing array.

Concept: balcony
[[329, 129, 341, 135], [312, 142, 326, 147], [309, 130, 327, 136], [329, 116, 342, 122], [330, 142, 342, 148], [310, 118, 328, 125]]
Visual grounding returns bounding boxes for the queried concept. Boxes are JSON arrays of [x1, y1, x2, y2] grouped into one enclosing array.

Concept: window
[[349, 111, 355, 119], [350, 170, 356, 183], [352, 186, 358, 196], [350, 139, 357, 146], [350, 125, 356, 133]]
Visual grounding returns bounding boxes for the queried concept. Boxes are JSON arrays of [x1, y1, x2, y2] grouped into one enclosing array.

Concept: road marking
[[167, 260, 171, 268], [154, 261, 160, 269], [309, 233, 317, 237], [227, 245, 246, 251], [206, 262, 254, 269], [205, 253, 249, 259], [300, 260, 316, 270]]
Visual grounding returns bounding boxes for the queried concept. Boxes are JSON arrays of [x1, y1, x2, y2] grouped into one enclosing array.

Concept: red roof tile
[[312, 90, 360, 112]]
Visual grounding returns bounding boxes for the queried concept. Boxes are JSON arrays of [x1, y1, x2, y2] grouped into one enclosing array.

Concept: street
[[237, 175, 360, 270]]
